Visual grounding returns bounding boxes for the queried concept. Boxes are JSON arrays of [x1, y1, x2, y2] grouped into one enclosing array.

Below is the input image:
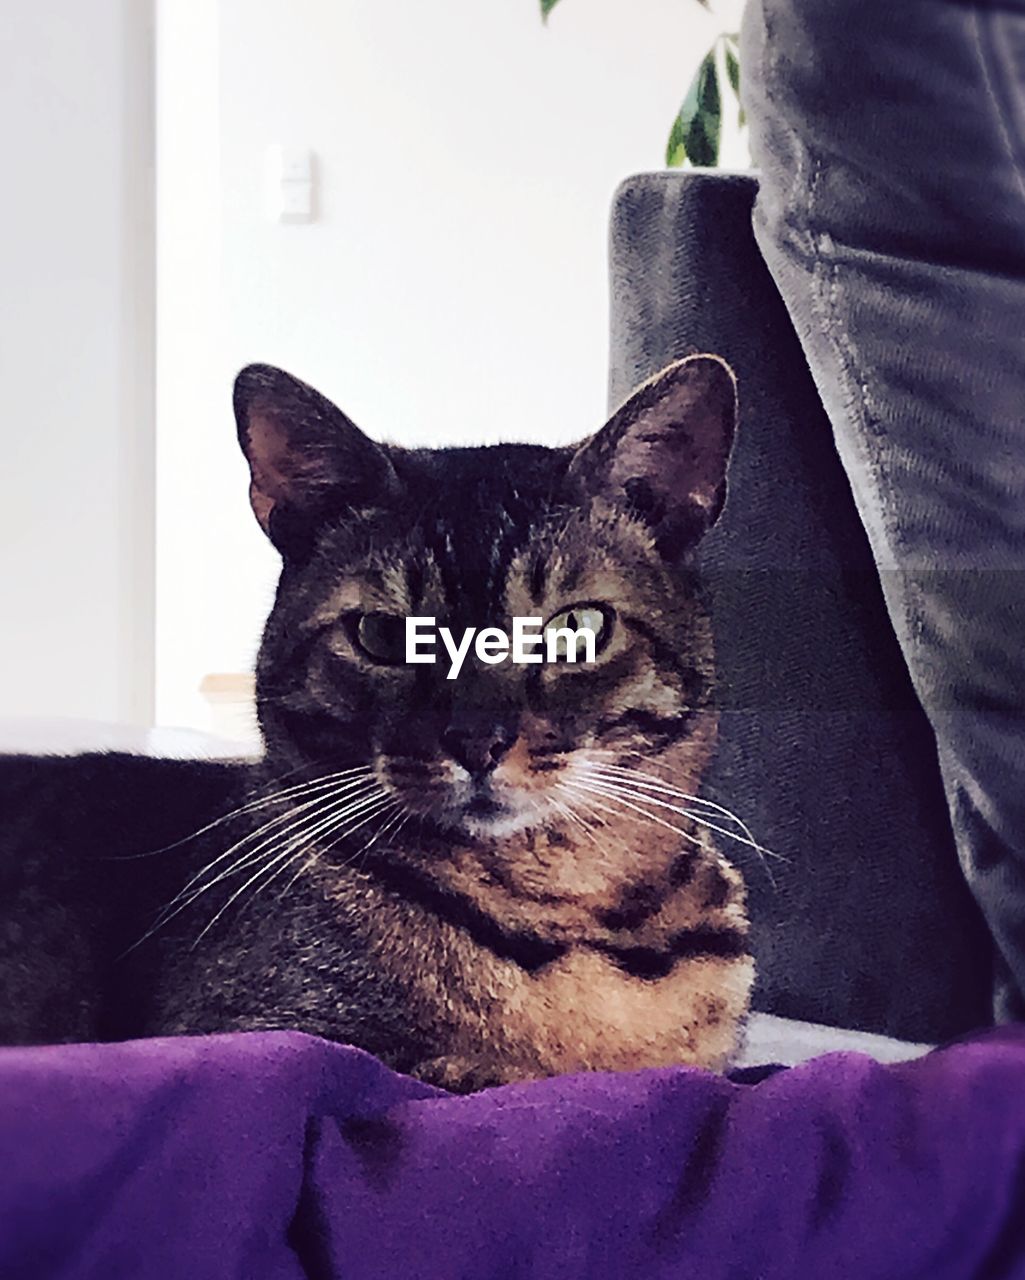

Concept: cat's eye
[[354, 612, 408, 664], [543, 603, 613, 662]]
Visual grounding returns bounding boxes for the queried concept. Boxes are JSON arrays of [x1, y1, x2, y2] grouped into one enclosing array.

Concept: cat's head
[[234, 357, 736, 845]]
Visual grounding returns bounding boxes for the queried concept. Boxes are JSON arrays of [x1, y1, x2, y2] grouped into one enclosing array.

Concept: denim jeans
[[741, 0, 1025, 1019]]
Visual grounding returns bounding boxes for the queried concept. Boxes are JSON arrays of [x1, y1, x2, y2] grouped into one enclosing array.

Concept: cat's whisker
[[571, 776, 781, 893], [109, 765, 376, 860], [275, 796, 408, 903], [558, 786, 611, 833], [149, 776, 378, 922], [252, 795, 402, 914], [586, 751, 733, 802], [122, 805, 333, 956], [586, 750, 760, 832], [385, 808, 413, 849], [365, 809, 413, 876], [189, 789, 394, 949], [124, 778, 380, 954], [582, 751, 781, 871], [560, 780, 708, 850], [257, 787, 397, 893], [357, 800, 405, 857], [578, 770, 783, 862], [547, 792, 582, 831], [273, 852, 320, 903], [334, 797, 402, 867], [180, 781, 385, 908], [584, 767, 760, 835], [341, 800, 410, 877], [208, 804, 372, 939], [583, 758, 759, 837], [549, 792, 604, 851]]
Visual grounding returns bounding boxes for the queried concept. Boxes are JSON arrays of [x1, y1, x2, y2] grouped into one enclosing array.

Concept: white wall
[[0, 2, 155, 725], [156, 0, 745, 731]]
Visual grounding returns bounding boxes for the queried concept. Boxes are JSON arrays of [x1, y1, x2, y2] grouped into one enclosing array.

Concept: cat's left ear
[[565, 355, 738, 558]]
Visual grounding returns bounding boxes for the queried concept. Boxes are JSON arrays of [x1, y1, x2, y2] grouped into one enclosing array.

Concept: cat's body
[[0, 357, 754, 1090], [0, 751, 749, 1086]]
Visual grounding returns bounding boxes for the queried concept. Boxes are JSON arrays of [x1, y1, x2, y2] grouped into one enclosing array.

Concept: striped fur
[[221, 357, 753, 1086], [0, 357, 753, 1091]]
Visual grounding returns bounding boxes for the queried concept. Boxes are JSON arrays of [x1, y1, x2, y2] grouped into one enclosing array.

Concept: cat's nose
[[442, 722, 517, 778]]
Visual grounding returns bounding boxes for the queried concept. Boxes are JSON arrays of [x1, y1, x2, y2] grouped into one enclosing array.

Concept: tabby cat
[[0, 355, 753, 1091]]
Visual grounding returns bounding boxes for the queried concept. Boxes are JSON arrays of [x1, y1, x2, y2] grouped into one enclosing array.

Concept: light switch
[[273, 182, 313, 223], [269, 144, 313, 183], [266, 144, 317, 224]]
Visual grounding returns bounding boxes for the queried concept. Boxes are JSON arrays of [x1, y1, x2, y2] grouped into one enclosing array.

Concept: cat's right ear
[[233, 364, 402, 555]]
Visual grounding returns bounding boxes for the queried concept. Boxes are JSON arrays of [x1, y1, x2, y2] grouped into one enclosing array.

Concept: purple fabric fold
[[1, 1028, 1024, 1279]]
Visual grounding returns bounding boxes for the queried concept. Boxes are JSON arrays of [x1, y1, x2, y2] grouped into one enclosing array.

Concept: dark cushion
[[608, 171, 992, 1042]]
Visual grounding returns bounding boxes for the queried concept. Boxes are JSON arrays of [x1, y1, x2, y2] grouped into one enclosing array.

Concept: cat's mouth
[[450, 778, 534, 838], [409, 773, 543, 840], [376, 751, 566, 839], [463, 792, 505, 820]]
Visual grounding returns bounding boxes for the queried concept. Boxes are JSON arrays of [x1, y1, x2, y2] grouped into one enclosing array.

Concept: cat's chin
[[459, 807, 539, 841], [420, 775, 551, 842], [431, 793, 543, 841]]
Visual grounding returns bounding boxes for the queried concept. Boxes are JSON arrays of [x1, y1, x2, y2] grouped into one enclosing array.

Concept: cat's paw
[[411, 1054, 535, 1094]]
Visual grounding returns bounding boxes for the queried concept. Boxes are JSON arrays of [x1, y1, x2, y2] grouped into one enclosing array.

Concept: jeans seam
[[801, 157, 936, 662], [970, 7, 1025, 207], [802, 161, 907, 569]]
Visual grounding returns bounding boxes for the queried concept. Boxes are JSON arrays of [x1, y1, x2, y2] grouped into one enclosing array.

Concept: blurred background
[[1, 0, 746, 748]]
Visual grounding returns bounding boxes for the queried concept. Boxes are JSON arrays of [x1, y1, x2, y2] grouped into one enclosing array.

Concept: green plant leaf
[[689, 57, 722, 166], [541, 0, 561, 20], [725, 45, 740, 96], [666, 113, 688, 168], [666, 48, 721, 168]]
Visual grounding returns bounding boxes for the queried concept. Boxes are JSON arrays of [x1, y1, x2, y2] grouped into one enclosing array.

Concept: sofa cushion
[[608, 171, 992, 1042]]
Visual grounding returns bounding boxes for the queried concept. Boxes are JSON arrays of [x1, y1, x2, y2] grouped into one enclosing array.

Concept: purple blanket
[[2, 1029, 1024, 1279]]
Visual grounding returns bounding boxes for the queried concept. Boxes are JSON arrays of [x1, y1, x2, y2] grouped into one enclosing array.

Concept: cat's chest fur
[[144, 820, 752, 1089], [305, 826, 753, 1085], [2, 355, 755, 1089]]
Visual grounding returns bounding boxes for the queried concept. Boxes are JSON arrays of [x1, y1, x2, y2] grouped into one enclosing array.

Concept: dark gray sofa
[[608, 171, 992, 1043]]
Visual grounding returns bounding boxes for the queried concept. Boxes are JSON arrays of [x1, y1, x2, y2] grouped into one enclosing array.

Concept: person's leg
[[741, 0, 1025, 1018]]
